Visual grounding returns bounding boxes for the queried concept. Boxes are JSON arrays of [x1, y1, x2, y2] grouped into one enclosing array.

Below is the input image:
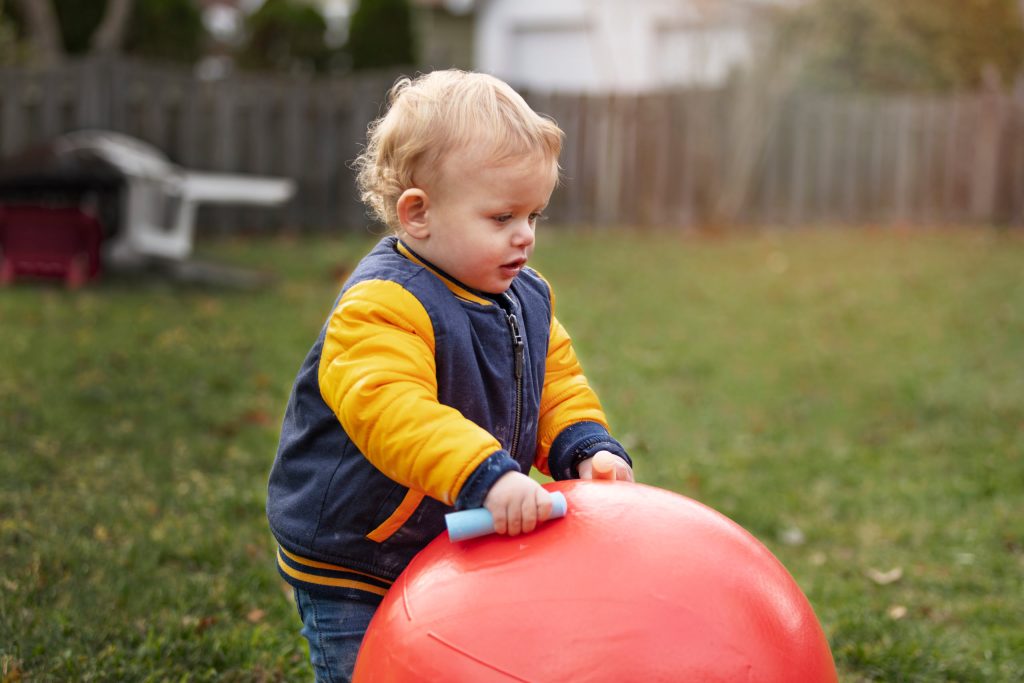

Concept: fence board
[[1011, 101, 1024, 225], [839, 98, 861, 223]]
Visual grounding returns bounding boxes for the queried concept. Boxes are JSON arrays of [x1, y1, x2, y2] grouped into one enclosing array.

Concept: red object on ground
[[354, 480, 838, 683], [0, 205, 102, 288]]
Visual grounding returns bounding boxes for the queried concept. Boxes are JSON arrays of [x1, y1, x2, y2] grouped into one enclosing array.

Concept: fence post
[[840, 96, 864, 224], [970, 67, 1008, 224], [1012, 77, 1024, 226], [76, 58, 111, 130], [787, 96, 809, 227], [892, 96, 914, 224], [0, 70, 24, 158]]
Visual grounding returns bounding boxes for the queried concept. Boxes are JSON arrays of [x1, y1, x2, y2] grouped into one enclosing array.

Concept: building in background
[[473, 0, 796, 92]]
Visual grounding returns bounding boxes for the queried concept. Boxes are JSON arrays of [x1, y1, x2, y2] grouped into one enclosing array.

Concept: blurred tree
[[8, 0, 64, 66], [774, 0, 1024, 92], [347, 0, 416, 71], [0, 1, 25, 65], [2, 0, 202, 66], [123, 0, 203, 63], [238, 0, 332, 74], [92, 0, 133, 56]]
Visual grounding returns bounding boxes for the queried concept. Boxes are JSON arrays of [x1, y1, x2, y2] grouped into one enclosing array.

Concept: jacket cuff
[[549, 421, 631, 480], [454, 451, 521, 510]]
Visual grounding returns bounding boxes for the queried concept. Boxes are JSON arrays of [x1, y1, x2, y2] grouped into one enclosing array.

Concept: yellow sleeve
[[318, 279, 503, 506], [534, 311, 610, 475]]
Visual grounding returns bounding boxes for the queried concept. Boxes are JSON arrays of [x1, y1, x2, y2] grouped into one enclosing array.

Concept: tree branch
[[90, 0, 135, 55], [13, 0, 63, 67]]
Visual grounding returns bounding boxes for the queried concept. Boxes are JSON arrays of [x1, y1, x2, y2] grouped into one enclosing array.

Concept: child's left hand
[[577, 450, 634, 482]]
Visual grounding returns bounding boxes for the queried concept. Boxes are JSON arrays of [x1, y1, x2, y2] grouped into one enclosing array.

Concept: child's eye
[[529, 212, 547, 224], [493, 214, 513, 224]]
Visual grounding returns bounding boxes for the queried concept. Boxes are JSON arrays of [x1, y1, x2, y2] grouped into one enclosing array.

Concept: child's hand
[[577, 450, 634, 482], [483, 472, 554, 536]]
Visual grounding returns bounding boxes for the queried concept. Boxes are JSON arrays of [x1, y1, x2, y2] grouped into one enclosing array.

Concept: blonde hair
[[354, 69, 564, 230]]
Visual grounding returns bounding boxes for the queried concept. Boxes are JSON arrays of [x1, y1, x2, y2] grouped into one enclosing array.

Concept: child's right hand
[[483, 472, 553, 536], [577, 450, 634, 482]]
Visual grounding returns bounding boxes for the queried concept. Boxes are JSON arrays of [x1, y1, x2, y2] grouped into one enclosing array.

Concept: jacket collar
[[395, 238, 500, 307]]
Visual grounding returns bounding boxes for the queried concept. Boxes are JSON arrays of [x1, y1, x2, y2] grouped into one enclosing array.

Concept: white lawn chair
[[55, 130, 295, 266]]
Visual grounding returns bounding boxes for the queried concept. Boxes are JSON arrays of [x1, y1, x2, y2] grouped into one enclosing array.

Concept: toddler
[[267, 69, 633, 683]]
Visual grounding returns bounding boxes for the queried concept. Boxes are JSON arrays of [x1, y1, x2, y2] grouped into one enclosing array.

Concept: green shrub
[[347, 0, 416, 71]]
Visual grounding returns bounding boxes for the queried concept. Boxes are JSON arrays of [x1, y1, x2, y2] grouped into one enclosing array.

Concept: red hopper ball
[[354, 480, 837, 682]]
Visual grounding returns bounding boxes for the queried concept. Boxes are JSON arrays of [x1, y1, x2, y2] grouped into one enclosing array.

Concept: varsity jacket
[[267, 236, 630, 603]]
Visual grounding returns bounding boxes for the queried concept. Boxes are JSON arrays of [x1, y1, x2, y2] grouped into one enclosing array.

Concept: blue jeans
[[293, 587, 379, 683]]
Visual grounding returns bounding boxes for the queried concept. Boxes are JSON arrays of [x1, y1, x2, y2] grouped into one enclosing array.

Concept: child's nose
[[512, 220, 535, 247]]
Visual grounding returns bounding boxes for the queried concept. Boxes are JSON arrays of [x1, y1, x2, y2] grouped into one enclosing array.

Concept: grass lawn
[[1, 227, 1022, 681]]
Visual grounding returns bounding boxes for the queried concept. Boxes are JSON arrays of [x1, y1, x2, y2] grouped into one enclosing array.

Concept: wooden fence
[[2, 57, 1024, 232], [533, 82, 1024, 229]]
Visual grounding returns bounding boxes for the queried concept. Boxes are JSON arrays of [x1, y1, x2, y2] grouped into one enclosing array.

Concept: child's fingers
[[491, 504, 508, 535], [506, 501, 523, 536], [536, 489, 553, 523], [591, 451, 618, 480], [520, 496, 538, 534]]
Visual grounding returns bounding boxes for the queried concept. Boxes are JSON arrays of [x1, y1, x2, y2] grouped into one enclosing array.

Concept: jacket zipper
[[505, 307, 525, 459]]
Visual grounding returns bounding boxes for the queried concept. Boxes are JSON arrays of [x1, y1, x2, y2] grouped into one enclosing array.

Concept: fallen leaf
[[196, 616, 217, 633], [2, 657, 24, 682], [866, 566, 903, 585], [183, 615, 218, 633], [779, 526, 806, 546], [888, 605, 908, 620], [242, 409, 273, 426], [247, 608, 266, 624]]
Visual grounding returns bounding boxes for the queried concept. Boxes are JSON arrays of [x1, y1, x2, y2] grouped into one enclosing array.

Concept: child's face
[[411, 150, 557, 294]]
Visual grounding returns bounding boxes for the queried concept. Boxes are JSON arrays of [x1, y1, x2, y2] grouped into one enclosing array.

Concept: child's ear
[[397, 189, 430, 238]]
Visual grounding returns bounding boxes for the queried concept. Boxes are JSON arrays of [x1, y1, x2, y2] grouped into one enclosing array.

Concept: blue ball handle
[[445, 491, 568, 542]]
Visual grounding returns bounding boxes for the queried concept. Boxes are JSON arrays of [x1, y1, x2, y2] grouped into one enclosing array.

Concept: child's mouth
[[500, 258, 526, 275]]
